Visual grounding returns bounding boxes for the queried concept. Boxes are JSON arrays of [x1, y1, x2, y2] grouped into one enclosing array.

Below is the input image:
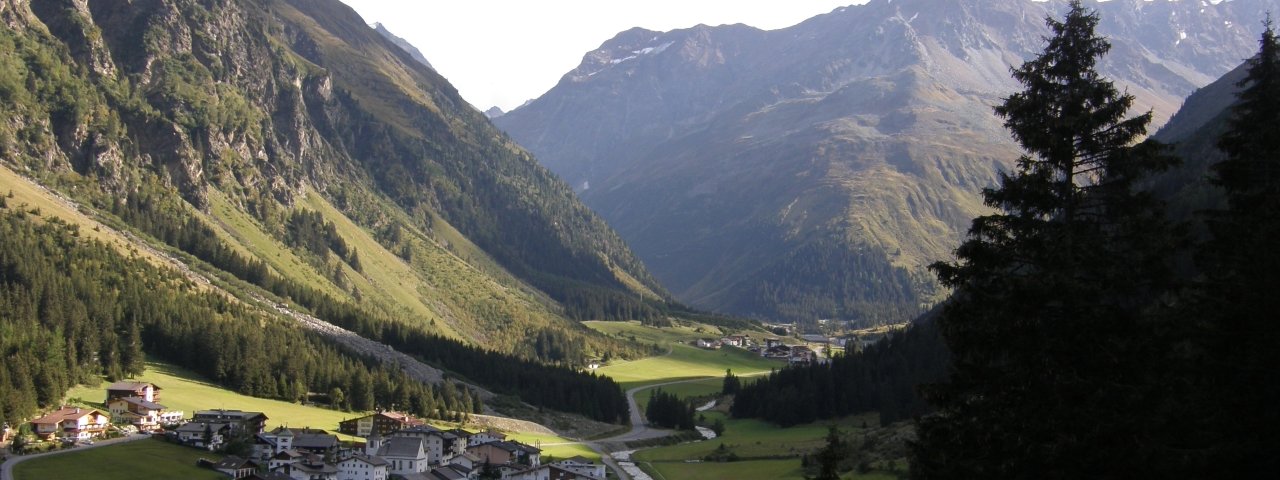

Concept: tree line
[[645, 388, 695, 430], [729, 322, 947, 427]]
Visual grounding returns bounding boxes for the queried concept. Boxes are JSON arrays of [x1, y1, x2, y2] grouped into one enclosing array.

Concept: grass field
[[636, 377, 727, 413], [635, 412, 893, 480], [13, 438, 225, 480], [65, 361, 364, 441], [586, 321, 782, 389]]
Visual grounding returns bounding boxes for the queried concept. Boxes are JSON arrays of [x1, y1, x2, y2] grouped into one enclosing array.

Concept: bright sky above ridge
[[338, 1, 867, 111]]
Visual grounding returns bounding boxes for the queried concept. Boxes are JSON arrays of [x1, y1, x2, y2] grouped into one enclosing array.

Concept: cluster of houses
[[27, 381, 183, 442], [19, 382, 606, 480], [691, 335, 824, 365], [186, 410, 606, 480], [692, 335, 751, 350]]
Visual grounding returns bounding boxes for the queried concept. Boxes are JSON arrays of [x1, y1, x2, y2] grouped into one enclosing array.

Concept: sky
[[338, 1, 867, 111]]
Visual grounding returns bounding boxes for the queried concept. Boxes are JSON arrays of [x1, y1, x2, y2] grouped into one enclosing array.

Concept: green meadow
[[635, 412, 894, 480], [13, 438, 225, 480], [585, 321, 782, 389]]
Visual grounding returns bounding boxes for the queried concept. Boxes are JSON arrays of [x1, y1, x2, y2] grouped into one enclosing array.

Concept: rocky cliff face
[[0, 0, 667, 349], [496, 0, 1277, 325]]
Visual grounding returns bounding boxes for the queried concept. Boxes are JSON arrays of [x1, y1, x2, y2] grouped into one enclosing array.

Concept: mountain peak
[[497, 0, 1279, 324]]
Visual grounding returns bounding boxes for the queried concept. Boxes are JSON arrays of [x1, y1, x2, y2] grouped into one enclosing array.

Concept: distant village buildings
[[18, 382, 606, 480]]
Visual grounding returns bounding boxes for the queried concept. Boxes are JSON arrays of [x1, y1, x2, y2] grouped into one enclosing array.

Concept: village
[[688, 323, 898, 365], [4, 381, 606, 480]]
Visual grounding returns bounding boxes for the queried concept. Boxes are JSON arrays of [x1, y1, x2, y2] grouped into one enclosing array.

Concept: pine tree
[[910, 2, 1179, 478], [810, 425, 845, 480], [721, 369, 740, 395], [1197, 17, 1280, 475]]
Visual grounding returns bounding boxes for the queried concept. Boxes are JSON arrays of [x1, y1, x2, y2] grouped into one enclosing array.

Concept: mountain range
[[495, 0, 1278, 325]]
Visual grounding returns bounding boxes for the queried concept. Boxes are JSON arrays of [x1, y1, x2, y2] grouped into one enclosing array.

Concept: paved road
[[1, 435, 149, 480], [578, 377, 731, 480], [583, 369, 774, 480]]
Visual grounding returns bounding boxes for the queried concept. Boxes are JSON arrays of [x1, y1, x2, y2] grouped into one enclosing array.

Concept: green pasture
[[13, 438, 224, 480]]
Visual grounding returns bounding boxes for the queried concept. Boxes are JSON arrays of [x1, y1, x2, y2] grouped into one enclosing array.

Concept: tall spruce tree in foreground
[[1198, 19, 1280, 475], [910, 2, 1179, 477]]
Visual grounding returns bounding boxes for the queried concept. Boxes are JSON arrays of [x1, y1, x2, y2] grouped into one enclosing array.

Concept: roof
[[377, 436, 425, 458], [106, 381, 160, 392], [515, 442, 542, 454], [293, 432, 339, 450], [213, 456, 256, 470], [30, 407, 105, 425], [478, 440, 540, 454], [430, 466, 468, 480], [176, 421, 227, 433], [342, 453, 389, 467], [476, 441, 521, 453], [393, 425, 443, 436], [271, 427, 337, 447], [561, 455, 595, 464], [114, 396, 166, 411], [273, 450, 304, 460], [294, 455, 337, 474], [511, 465, 595, 479]]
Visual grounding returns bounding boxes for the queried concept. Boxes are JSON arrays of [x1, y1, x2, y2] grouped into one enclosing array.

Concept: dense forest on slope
[[730, 321, 946, 427], [0, 206, 478, 427]]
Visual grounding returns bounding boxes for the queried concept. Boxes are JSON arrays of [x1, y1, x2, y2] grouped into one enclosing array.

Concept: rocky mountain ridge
[[496, 0, 1278, 325]]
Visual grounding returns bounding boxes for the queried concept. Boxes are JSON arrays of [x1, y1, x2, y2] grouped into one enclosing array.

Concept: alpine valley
[[2, 0, 1279, 479], [495, 0, 1278, 326]]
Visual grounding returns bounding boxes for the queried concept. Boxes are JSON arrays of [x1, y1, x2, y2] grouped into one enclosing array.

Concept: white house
[[467, 429, 506, 447], [391, 425, 462, 466], [339, 453, 388, 480], [366, 433, 429, 475], [506, 464, 600, 480], [29, 406, 109, 441], [552, 456, 606, 479], [107, 396, 181, 432]]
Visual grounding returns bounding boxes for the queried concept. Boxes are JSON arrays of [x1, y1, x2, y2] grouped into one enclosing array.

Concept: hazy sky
[[338, 1, 866, 111]]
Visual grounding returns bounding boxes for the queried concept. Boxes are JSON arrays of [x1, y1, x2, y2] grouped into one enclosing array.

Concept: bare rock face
[[496, 0, 1280, 325]]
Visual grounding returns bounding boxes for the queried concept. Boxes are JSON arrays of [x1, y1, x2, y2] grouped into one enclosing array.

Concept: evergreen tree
[[721, 369, 741, 395], [910, 2, 1179, 478], [1198, 17, 1280, 475], [810, 425, 846, 480]]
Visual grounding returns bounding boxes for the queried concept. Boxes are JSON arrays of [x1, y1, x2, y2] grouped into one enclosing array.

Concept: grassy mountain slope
[[1150, 60, 1250, 220]]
